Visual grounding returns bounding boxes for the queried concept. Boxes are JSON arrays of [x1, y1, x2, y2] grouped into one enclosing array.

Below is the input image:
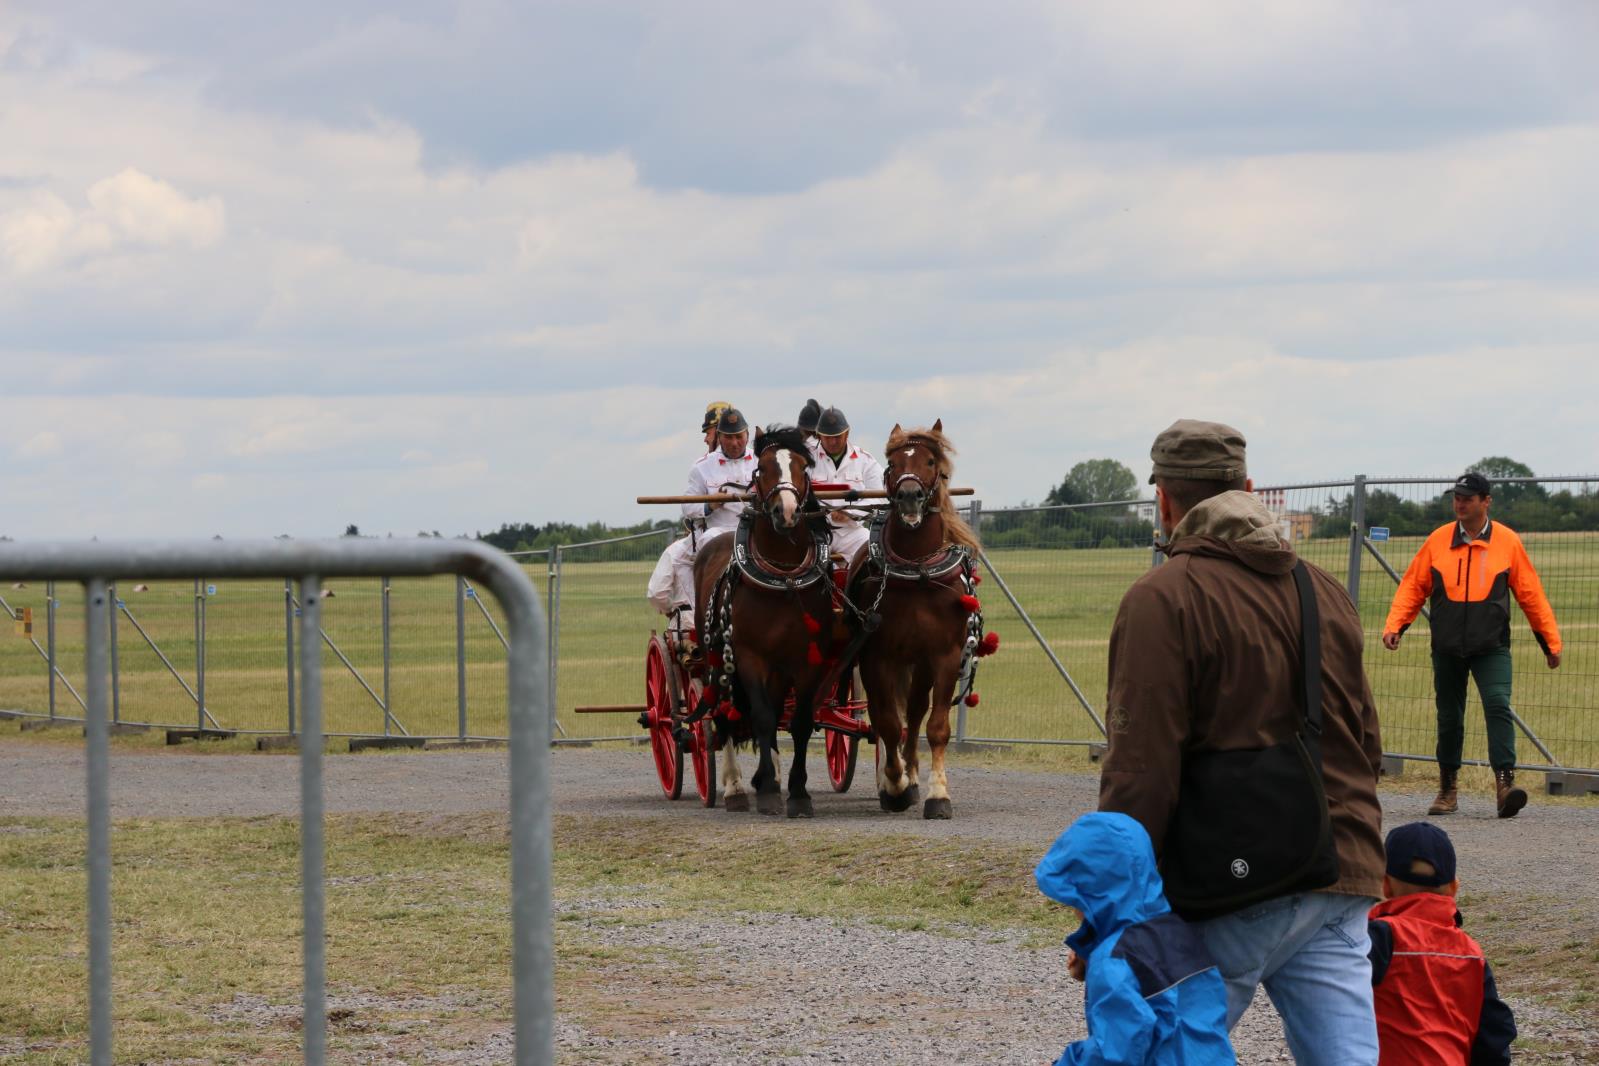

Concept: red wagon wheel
[[645, 635, 683, 799], [824, 671, 862, 793], [685, 676, 718, 807]]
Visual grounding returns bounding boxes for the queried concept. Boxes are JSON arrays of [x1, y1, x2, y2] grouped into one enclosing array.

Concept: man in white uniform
[[810, 406, 883, 564], [645, 401, 732, 615], [665, 407, 756, 616]]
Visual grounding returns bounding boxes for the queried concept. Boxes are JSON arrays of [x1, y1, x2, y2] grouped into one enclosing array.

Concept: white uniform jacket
[[813, 445, 885, 531], [684, 448, 757, 533]]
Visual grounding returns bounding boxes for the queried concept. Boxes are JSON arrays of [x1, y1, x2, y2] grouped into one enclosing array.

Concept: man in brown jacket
[[1099, 419, 1385, 1066]]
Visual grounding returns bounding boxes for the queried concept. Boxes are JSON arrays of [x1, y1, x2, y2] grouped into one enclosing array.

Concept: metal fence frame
[[0, 540, 554, 1066]]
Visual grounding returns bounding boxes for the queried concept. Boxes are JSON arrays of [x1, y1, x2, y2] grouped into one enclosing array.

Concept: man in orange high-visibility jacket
[[1382, 472, 1561, 820]]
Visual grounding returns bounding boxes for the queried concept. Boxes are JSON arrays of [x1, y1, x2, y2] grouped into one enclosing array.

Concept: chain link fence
[[3, 479, 1596, 773]]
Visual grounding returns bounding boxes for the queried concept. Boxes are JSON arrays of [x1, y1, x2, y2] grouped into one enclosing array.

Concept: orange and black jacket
[[1384, 520, 1561, 658]]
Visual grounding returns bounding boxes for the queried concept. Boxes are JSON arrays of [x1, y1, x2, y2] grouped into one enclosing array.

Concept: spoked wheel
[[645, 635, 683, 799], [686, 677, 717, 807], [824, 671, 862, 793]]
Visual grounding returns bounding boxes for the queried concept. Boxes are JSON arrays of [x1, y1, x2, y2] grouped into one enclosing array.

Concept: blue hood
[[1035, 812, 1169, 953]]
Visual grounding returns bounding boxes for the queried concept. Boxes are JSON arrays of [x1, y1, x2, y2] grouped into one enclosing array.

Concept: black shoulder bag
[[1160, 561, 1340, 921]]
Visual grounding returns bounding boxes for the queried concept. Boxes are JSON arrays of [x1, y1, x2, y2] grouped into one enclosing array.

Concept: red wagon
[[640, 616, 871, 807]]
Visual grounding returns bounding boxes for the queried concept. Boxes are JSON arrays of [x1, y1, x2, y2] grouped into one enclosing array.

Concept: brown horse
[[693, 426, 836, 817], [855, 420, 990, 819]]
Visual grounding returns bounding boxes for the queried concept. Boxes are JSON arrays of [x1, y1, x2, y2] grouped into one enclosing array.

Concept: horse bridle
[[887, 445, 942, 524], [752, 445, 810, 527]]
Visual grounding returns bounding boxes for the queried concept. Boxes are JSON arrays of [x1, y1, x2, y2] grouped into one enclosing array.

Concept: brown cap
[[1148, 419, 1247, 484]]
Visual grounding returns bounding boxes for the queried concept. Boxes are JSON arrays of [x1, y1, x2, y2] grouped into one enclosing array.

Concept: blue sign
[[1369, 526, 1390, 542], [465, 587, 477, 599], [115, 600, 125, 609], [294, 607, 302, 617], [206, 584, 217, 596]]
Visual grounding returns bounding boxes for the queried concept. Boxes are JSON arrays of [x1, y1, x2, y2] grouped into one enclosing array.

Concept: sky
[[3, 1, 1597, 539]]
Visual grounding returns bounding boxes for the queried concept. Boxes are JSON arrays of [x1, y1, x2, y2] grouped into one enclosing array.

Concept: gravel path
[[3, 742, 1595, 1062]]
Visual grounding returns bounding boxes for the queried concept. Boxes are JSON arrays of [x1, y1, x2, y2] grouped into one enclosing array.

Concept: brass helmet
[[701, 400, 731, 431]]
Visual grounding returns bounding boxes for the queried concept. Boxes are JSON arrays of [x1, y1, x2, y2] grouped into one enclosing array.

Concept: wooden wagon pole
[[637, 487, 976, 505]]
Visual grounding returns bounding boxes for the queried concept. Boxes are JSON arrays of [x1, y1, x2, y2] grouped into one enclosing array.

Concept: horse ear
[[932, 418, 942, 433], [891, 423, 901, 436]]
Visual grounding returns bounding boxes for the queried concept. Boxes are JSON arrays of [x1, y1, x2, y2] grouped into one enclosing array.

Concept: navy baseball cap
[[1385, 821, 1457, 886], [1451, 472, 1492, 497]]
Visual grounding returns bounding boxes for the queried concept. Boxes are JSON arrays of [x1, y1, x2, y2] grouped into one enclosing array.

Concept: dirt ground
[[2, 740, 1596, 1062]]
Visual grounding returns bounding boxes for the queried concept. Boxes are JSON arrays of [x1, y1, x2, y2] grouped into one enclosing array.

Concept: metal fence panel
[[0, 540, 554, 1066], [552, 529, 672, 741]]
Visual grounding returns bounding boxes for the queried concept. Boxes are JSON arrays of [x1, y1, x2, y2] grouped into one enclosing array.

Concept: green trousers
[[1432, 645, 1516, 772]]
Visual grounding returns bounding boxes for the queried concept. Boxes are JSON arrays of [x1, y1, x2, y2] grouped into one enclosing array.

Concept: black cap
[[1452, 472, 1492, 497], [816, 406, 849, 435], [1384, 822, 1456, 887], [716, 407, 749, 435], [797, 398, 822, 433]]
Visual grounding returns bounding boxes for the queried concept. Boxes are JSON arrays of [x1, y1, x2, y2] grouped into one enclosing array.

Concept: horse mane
[[884, 424, 981, 551], [757, 424, 815, 466]]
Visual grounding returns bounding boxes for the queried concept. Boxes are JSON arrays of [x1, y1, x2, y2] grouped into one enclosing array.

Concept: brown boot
[[1495, 769, 1527, 819], [1427, 768, 1458, 816]]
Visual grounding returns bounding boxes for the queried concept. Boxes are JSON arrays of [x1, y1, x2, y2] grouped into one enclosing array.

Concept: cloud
[[0, 168, 222, 275]]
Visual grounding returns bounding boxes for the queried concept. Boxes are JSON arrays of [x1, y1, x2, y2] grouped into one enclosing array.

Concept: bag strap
[[1290, 560, 1324, 739]]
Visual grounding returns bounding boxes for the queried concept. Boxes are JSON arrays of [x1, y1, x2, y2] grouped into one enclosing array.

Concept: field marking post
[[549, 546, 562, 747], [194, 579, 205, 733]]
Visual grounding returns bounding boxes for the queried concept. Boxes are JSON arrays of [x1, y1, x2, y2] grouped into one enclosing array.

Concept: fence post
[[83, 578, 112, 1066], [381, 576, 392, 737], [549, 546, 563, 746], [108, 584, 120, 725], [955, 500, 981, 744], [1346, 475, 1367, 604], [456, 575, 468, 740], [193, 584, 206, 735], [284, 578, 297, 735], [297, 574, 326, 1064], [47, 579, 57, 720]]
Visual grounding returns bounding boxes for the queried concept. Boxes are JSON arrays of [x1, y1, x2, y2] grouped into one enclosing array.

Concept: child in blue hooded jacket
[[1035, 811, 1235, 1065]]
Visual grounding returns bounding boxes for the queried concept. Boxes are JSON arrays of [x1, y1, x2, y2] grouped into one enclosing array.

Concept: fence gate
[[0, 540, 555, 1066]]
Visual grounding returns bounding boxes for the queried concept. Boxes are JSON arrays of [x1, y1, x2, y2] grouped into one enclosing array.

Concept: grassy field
[[3, 532, 1596, 768]]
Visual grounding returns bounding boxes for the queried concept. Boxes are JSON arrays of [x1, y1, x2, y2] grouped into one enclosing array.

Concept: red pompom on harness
[[964, 692, 980, 707], [802, 612, 822, 635], [959, 594, 980, 613], [718, 699, 740, 722], [976, 631, 1000, 657], [807, 642, 824, 667]]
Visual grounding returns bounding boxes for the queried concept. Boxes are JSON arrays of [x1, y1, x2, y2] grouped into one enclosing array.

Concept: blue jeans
[[1196, 892, 1378, 1066]]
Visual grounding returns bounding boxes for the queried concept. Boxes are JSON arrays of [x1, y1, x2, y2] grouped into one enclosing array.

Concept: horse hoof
[[923, 797, 953, 820], [878, 789, 914, 814], [755, 791, 784, 816], [905, 785, 920, 807], [786, 795, 814, 819], [723, 792, 750, 813]]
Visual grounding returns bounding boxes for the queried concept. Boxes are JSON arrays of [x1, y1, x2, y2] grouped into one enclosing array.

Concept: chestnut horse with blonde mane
[[854, 420, 993, 819]]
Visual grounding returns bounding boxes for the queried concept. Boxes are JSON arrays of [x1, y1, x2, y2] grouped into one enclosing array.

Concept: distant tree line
[[476, 519, 677, 561]]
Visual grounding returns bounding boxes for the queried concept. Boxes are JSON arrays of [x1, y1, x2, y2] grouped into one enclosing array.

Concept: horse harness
[[858, 508, 987, 708]]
